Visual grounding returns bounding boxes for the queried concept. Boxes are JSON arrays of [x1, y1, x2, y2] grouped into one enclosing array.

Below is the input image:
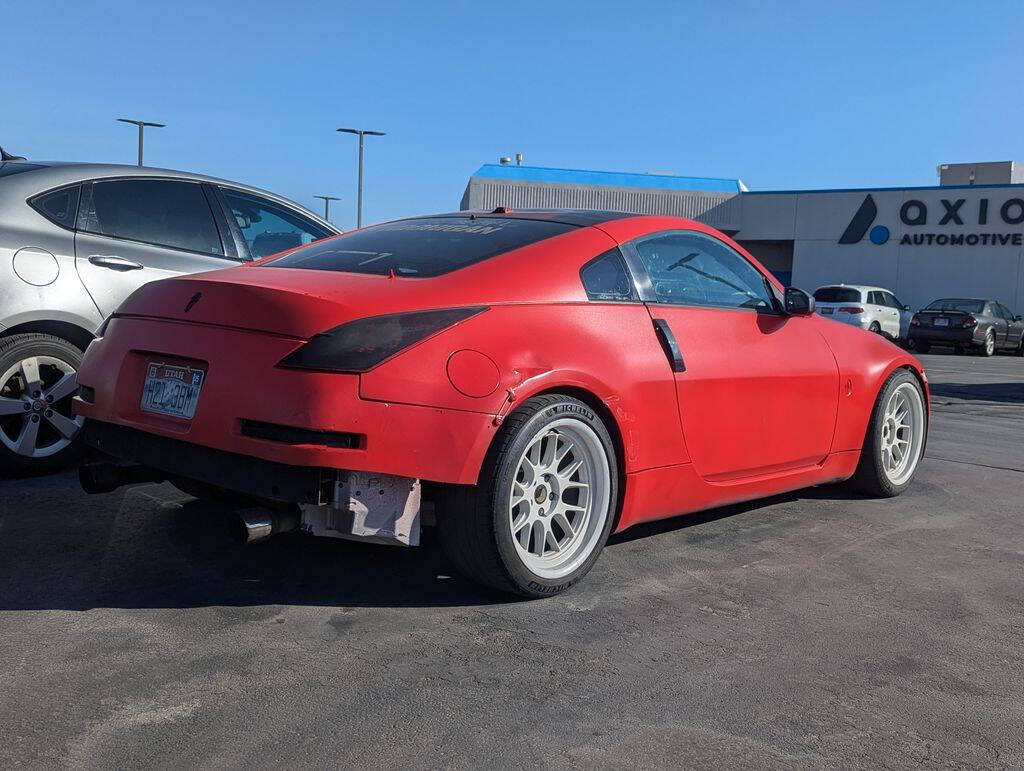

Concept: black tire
[[913, 340, 931, 354], [849, 369, 927, 498], [979, 329, 996, 357], [0, 333, 86, 476], [868, 321, 881, 334], [436, 394, 619, 598]]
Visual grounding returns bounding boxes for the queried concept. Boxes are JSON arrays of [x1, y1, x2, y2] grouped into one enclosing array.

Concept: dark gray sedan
[[909, 298, 1024, 356], [0, 158, 338, 473]]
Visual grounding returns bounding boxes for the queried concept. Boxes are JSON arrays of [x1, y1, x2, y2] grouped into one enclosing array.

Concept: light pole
[[314, 195, 341, 222], [336, 127, 385, 228], [117, 118, 165, 166]]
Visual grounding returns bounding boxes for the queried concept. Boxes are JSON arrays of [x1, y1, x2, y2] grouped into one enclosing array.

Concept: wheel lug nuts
[[32, 391, 40, 398], [45, 395, 53, 403], [44, 409, 52, 417], [23, 403, 31, 411], [31, 415, 40, 423]]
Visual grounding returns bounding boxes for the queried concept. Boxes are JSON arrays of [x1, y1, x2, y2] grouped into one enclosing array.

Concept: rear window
[[0, 162, 46, 178], [813, 287, 861, 303], [265, 216, 576, 277], [925, 299, 985, 313]]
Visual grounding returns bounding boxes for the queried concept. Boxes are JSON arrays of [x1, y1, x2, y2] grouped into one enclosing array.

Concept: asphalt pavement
[[1, 352, 1022, 769]]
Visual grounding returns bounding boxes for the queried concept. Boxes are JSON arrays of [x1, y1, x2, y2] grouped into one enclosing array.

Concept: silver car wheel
[[0, 356, 83, 458], [507, 418, 611, 580], [880, 382, 925, 486]]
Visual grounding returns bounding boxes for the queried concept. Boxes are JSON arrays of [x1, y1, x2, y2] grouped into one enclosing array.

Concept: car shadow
[[0, 473, 874, 612], [928, 381, 1024, 404]]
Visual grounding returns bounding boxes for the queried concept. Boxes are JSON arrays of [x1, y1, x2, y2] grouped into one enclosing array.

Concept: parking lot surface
[[1, 353, 1022, 769]]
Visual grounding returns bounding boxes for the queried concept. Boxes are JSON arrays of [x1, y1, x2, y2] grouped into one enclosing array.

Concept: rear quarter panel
[[358, 302, 690, 474]]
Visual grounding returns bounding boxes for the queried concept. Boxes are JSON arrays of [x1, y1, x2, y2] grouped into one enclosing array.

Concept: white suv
[[813, 284, 912, 340]]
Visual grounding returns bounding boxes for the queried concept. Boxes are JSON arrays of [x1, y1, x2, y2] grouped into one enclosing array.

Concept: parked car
[[75, 210, 929, 597], [909, 298, 1024, 356], [0, 159, 338, 472], [813, 284, 912, 340]]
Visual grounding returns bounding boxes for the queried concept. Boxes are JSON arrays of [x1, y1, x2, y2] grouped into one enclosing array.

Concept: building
[[462, 160, 1024, 311]]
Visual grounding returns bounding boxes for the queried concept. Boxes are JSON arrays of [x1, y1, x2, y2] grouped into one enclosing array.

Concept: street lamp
[[314, 195, 341, 222], [336, 128, 385, 228], [117, 118, 165, 166]]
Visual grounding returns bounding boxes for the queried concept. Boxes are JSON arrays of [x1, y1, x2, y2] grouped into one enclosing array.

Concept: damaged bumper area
[[82, 420, 422, 547]]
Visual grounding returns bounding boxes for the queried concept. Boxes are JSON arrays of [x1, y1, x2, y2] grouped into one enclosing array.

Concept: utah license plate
[[934, 318, 949, 327], [141, 362, 205, 419]]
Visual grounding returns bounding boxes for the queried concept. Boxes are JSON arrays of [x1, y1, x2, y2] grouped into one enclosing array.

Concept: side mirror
[[904, 304, 912, 311], [784, 287, 815, 316]]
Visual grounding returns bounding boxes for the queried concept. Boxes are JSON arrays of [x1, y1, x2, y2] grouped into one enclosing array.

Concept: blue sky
[[7, 1, 1022, 230]]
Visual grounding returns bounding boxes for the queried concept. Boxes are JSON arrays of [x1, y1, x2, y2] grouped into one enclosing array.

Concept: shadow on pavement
[[0, 474, 871, 612], [928, 381, 1024, 403]]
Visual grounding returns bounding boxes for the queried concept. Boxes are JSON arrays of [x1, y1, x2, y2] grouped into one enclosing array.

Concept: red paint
[[75, 213, 928, 536]]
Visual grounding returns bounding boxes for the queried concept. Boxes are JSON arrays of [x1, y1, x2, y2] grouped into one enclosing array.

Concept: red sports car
[[75, 210, 929, 597]]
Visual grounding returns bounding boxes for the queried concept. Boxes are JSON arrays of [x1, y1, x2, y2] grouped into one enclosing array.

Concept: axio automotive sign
[[839, 193, 1024, 247]]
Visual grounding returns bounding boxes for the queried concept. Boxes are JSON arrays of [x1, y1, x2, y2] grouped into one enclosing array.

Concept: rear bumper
[[73, 316, 498, 485], [84, 419, 326, 503], [819, 312, 871, 329], [909, 327, 981, 345]]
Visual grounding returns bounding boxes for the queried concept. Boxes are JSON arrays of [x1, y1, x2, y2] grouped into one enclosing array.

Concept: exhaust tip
[[231, 507, 298, 545]]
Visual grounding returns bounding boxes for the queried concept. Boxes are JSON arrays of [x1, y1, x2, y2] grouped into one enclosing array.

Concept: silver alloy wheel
[[0, 356, 83, 458], [508, 418, 611, 580], [985, 331, 995, 356], [880, 382, 925, 486]]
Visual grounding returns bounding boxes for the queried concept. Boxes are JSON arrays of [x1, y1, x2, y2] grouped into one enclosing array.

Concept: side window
[[633, 232, 774, 311], [29, 185, 81, 229], [995, 304, 1010, 320], [220, 189, 332, 260], [579, 248, 637, 302], [79, 179, 223, 255], [867, 291, 883, 306], [889, 293, 906, 309]]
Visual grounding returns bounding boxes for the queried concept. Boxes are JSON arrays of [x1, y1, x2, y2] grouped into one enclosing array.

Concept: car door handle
[[652, 318, 686, 372], [88, 254, 144, 271]]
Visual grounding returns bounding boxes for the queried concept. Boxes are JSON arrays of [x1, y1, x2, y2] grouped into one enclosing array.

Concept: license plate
[[934, 318, 949, 327], [141, 362, 205, 419], [821, 308, 834, 315]]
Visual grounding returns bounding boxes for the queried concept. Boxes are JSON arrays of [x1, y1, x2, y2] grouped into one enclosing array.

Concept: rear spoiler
[[0, 146, 26, 161]]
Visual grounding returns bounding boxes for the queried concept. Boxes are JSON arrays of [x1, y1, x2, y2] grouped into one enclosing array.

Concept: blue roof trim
[[471, 164, 742, 193], [745, 181, 1024, 195]]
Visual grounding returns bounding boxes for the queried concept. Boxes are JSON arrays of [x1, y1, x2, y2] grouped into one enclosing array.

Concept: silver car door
[[73, 178, 239, 316]]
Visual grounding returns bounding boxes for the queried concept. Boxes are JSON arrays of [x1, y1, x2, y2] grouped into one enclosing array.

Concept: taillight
[[839, 306, 865, 315], [962, 317, 977, 328], [910, 314, 921, 327], [278, 306, 488, 373]]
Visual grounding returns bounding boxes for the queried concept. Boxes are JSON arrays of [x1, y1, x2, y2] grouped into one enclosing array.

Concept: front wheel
[[0, 334, 85, 475], [849, 370, 927, 497], [437, 394, 618, 598]]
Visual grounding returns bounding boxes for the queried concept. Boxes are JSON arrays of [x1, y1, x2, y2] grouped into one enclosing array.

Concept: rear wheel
[[868, 321, 881, 334], [849, 370, 927, 497], [0, 334, 85, 475], [437, 394, 618, 598], [980, 329, 996, 357]]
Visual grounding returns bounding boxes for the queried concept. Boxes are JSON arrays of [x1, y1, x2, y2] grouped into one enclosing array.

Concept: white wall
[[738, 187, 1024, 312]]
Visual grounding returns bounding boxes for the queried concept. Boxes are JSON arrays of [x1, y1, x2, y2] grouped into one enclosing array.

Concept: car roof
[[430, 209, 640, 227], [0, 160, 333, 229], [815, 284, 891, 293]]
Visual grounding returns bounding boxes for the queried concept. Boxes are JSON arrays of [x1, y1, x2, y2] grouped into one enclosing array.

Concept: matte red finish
[[75, 213, 928, 535]]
